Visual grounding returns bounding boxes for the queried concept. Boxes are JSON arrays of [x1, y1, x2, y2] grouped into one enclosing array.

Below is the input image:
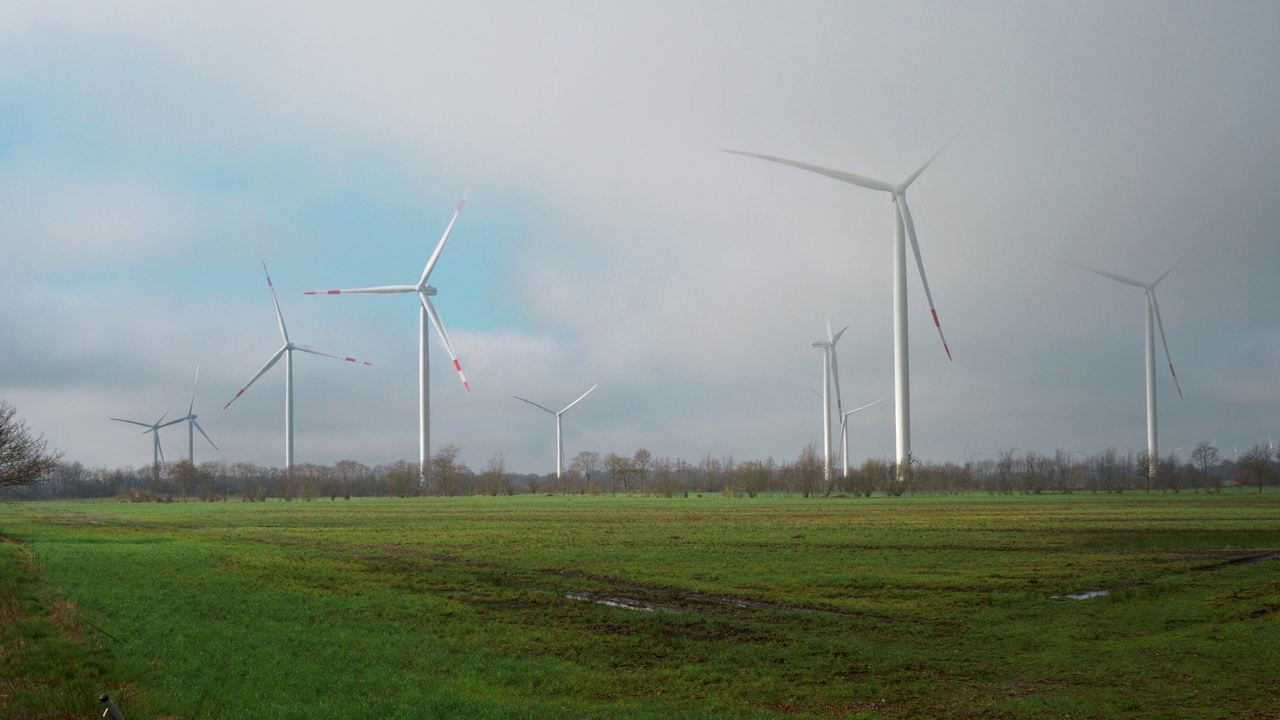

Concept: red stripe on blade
[[327, 290, 341, 295], [453, 359, 462, 371], [345, 357, 356, 363], [931, 309, 941, 328]]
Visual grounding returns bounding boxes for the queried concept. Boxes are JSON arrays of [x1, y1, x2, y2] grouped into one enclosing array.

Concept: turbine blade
[[155, 417, 186, 430], [1151, 258, 1182, 287], [188, 366, 199, 415], [262, 262, 290, 343], [561, 384, 598, 414], [514, 396, 557, 415], [156, 436, 167, 469], [224, 346, 287, 409], [897, 196, 952, 361], [422, 296, 469, 391], [1149, 289, 1183, 400], [420, 189, 469, 286], [110, 418, 152, 429], [898, 130, 960, 191], [294, 345, 372, 365], [831, 325, 849, 345], [722, 150, 895, 193], [304, 285, 417, 296], [845, 397, 888, 417], [829, 346, 844, 415], [1062, 261, 1146, 289], [192, 419, 219, 451]]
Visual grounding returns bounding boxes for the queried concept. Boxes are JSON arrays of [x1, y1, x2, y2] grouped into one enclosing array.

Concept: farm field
[[2, 493, 1278, 719]]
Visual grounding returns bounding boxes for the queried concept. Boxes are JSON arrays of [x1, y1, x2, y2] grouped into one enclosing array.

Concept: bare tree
[[386, 460, 417, 498], [1156, 453, 1183, 493], [169, 459, 197, 501], [699, 453, 722, 495], [994, 449, 1017, 495], [652, 456, 678, 497], [570, 450, 601, 494], [739, 458, 772, 498], [1134, 451, 1153, 493], [0, 400, 63, 492], [1190, 441, 1221, 493], [481, 453, 509, 496], [1237, 444, 1273, 494], [431, 443, 467, 496], [632, 448, 652, 495], [794, 442, 822, 498], [604, 452, 632, 495]]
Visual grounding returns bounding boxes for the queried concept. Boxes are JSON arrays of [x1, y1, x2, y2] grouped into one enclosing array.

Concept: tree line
[[3, 398, 1277, 501], [5, 440, 1277, 502]]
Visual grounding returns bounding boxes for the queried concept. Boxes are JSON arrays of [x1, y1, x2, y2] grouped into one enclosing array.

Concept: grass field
[[2, 493, 1278, 719]]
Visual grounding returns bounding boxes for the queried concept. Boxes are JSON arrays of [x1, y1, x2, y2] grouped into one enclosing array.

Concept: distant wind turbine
[[168, 367, 218, 466], [514, 384, 598, 479], [811, 319, 848, 484], [307, 192, 470, 485], [726, 136, 957, 470], [225, 262, 370, 472], [1067, 261, 1183, 481], [840, 397, 887, 479], [110, 407, 175, 480]]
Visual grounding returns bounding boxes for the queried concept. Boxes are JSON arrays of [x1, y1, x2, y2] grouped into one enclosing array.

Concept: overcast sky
[[2, 0, 1278, 476]]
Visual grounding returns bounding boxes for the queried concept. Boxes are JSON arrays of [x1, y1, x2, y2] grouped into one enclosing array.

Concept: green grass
[[2, 493, 1278, 719]]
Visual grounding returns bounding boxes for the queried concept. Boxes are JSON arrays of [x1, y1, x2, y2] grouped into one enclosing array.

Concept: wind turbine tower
[[110, 408, 175, 481], [1068, 261, 1183, 481], [840, 397, 886, 478], [811, 319, 847, 484], [514, 384, 598, 479], [171, 367, 218, 466], [225, 263, 370, 473], [308, 192, 470, 485], [726, 136, 957, 471]]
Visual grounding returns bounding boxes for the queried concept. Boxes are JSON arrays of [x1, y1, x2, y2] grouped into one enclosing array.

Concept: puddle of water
[[565, 592, 658, 612], [1057, 589, 1111, 600]]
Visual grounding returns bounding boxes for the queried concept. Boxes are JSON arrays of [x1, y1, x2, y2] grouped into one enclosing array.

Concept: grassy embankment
[[1, 492, 1278, 719]]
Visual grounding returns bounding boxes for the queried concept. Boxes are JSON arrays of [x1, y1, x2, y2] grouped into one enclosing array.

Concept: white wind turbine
[[307, 192, 470, 484], [811, 319, 848, 484], [110, 407, 175, 480], [168, 367, 218, 466], [225, 262, 370, 472], [840, 397, 887, 479], [726, 138, 957, 470], [514, 384, 598, 479], [1067, 261, 1183, 481]]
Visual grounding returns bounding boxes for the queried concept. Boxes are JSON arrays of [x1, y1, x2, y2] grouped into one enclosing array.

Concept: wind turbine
[[307, 192, 470, 485], [225, 262, 370, 472], [1067, 261, 1183, 481], [726, 137, 957, 471], [840, 397, 887, 478], [811, 319, 848, 484], [110, 408, 174, 481], [514, 384, 598, 479], [167, 367, 218, 466]]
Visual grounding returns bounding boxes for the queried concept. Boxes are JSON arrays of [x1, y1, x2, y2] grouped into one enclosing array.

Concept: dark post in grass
[[100, 693, 126, 719]]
